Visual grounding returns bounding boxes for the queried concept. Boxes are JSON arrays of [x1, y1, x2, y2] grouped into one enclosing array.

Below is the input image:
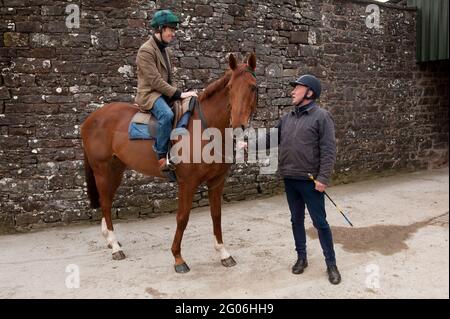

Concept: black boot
[[292, 258, 308, 274], [327, 265, 341, 285]]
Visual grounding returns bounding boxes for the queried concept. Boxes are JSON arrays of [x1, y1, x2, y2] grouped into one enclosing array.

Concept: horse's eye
[[251, 85, 257, 92]]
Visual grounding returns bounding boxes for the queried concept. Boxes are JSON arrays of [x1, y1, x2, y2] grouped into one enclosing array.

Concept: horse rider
[[135, 9, 198, 172]]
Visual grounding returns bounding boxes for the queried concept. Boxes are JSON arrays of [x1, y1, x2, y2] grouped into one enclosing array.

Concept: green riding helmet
[[150, 9, 180, 30]]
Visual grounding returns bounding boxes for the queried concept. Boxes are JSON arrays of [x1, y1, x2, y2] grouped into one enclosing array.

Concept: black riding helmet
[[289, 74, 322, 99]]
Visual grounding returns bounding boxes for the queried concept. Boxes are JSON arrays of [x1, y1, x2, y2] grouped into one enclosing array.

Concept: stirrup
[[162, 154, 177, 182], [165, 153, 176, 171]]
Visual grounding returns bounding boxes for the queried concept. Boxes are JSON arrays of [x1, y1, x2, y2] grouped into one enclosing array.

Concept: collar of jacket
[[291, 101, 316, 117], [152, 34, 168, 50], [149, 36, 170, 71]]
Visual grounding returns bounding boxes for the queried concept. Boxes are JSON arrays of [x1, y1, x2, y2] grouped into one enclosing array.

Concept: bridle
[[228, 67, 258, 128], [200, 66, 258, 163]]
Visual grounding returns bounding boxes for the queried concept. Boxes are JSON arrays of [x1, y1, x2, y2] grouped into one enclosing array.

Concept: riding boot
[[327, 265, 342, 285], [157, 152, 168, 171], [158, 157, 171, 172], [292, 257, 308, 274]]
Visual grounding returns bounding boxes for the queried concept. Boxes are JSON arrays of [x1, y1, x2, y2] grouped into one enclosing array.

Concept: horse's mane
[[198, 70, 232, 102], [198, 65, 250, 102]]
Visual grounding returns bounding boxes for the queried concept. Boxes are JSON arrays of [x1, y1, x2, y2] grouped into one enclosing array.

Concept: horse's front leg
[[171, 181, 195, 273], [208, 178, 236, 268]]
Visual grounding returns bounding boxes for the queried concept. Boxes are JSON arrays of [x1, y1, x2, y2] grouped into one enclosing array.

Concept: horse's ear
[[248, 52, 256, 71], [229, 53, 237, 70]]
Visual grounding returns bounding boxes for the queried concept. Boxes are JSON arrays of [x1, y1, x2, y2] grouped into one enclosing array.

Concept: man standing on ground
[[239, 74, 341, 284]]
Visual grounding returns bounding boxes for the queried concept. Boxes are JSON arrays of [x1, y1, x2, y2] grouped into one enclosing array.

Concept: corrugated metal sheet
[[407, 0, 449, 62]]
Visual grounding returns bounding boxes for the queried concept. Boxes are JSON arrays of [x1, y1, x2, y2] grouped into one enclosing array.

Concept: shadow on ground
[[307, 212, 449, 255]]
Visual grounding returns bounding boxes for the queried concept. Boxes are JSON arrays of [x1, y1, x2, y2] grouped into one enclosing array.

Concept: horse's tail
[[83, 147, 100, 209]]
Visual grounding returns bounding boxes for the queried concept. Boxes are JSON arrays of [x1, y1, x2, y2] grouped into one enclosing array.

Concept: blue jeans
[[283, 178, 337, 266], [150, 97, 174, 157]]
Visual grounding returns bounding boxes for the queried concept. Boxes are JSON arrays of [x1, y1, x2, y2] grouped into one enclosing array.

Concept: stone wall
[[1, 0, 448, 232]]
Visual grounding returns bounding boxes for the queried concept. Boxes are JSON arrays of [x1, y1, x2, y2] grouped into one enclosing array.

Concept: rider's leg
[[150, 97, 174, 168]]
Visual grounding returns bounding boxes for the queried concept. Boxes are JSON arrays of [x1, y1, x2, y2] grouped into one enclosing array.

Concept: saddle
[[128, 97, 199, 182], [128, 96, 198, 140]]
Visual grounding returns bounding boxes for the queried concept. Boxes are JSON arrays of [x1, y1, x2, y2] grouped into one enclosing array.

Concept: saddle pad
[[131, 112, 151, 124], [128, 122, 154, 140], [128, 96, 197, 140], [128, 111, 157, 140]]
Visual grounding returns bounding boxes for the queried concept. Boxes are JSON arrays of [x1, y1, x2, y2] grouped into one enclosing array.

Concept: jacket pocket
[[296, 143, 316, 171]]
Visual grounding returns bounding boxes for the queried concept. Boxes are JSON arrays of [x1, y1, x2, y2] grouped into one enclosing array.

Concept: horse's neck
[[199, 86, 230, 132]]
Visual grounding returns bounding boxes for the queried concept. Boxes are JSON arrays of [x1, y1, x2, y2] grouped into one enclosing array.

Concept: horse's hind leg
[[95, 159, 126, 260], [208, 178, 236, 268]]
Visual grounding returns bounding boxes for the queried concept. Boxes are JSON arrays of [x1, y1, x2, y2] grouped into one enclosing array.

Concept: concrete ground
[[0, 168, 448, 299]]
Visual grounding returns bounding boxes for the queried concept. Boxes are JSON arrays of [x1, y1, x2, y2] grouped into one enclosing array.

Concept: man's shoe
[[292, 258, 308, 274], [327, 265, 341, 285]]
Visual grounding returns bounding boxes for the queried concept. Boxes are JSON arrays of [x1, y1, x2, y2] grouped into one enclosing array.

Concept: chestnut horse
[[81, 53, 257, 273]]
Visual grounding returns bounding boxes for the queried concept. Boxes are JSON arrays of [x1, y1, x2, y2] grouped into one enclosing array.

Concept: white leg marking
[[106, 230, 122, 254], [101, 218, 108, 238], [102, 218, 122, 253], [214, 237, 231, 260]]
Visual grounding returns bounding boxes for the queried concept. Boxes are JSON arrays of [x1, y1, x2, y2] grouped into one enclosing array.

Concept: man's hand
[[236, 141, 248, 151], [314, 180, 327, 193], [181, 90, 198, 99]]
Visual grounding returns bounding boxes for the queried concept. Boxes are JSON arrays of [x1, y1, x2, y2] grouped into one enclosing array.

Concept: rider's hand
[[181, 90, 198, 99]]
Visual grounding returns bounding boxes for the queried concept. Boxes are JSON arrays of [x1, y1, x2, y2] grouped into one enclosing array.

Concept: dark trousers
[[284, 178, 337, 266]]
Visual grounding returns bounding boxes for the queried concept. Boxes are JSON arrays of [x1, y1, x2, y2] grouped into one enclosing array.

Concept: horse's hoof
[[174, 262, 190, 273], [221, 256, 237, 267], [112, 250, 126, 260]]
